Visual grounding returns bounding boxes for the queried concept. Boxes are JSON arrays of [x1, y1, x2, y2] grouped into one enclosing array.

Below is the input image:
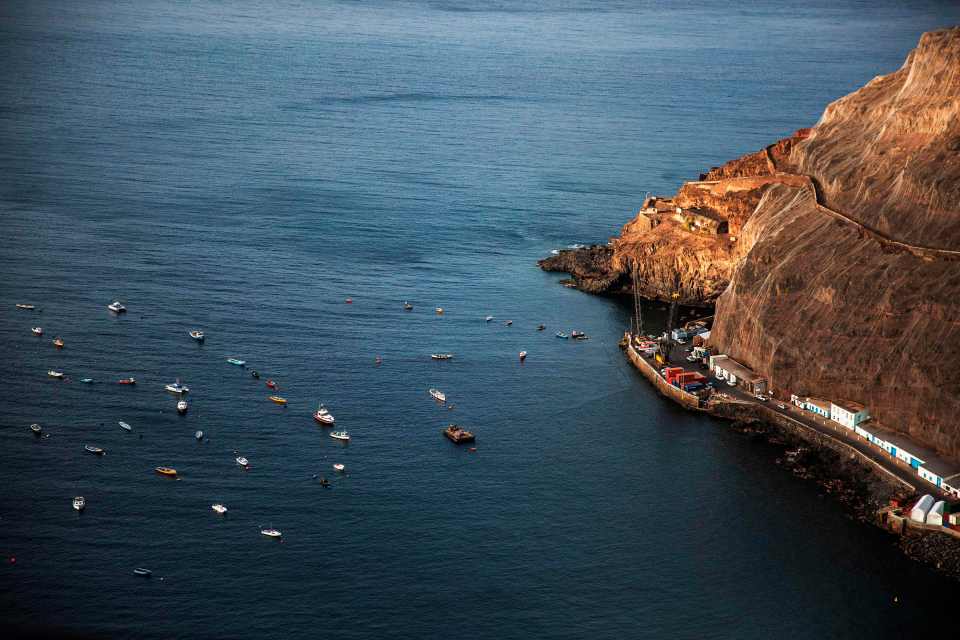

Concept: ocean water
[[2, 1, 959, 638]]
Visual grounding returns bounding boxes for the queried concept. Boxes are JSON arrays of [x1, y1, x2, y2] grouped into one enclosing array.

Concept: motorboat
[[505, 320, 513, 326], [227, 358, 246, 366], [155, 466, 177, 477], [571, 330, 588, 340], [30, 423, 42, 436], [313, 404, 335, 425], [52, 337, 64, 349], [118, 377, 136, 385], [265, 379, 278, 390], [429, 388, 446, 402], [73, 496, 85, 511], [236, 456, 249, 467], [85, 445, 105, 456], [345, 298, 353, 304], [375, 355, 382, 365], [443, 424, 475, 444], [189, 330, 205, 342], [16, 303, 36, 310], [537, 324, 546, 331], [251, 370, 260, 379], [48, 370, 64, 379], [261, 528, 282, 538], [211, 504, 227, 514], [329, 431, 350, 442], [318, 477, 330, 487], [133, 568, 152, 577], [177, 400, 188, 414], [80, 378, 93, 383], [403, 301, 413, 311], [435, 307, 444, 315], [31, 327, 43, 336], [555, 332, 569, 339], [118, 421, 132, 432], [485, 315, 494, 322], [268, 395, 287, 405], [165, 379, 189, 394], [519, 351, 527, 361], [195, 430, 203, 440], [333, 463, 345, 473], [107, 301, 126, 313], [431, 353, 453, 360]]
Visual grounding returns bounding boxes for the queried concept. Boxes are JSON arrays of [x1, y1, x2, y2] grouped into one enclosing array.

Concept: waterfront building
[[803, 397, 831, 418], [919, 466, 944, 488], [708, 355, 767, 395], [671, 207, 729, 235], [830, 401, 870, 430]]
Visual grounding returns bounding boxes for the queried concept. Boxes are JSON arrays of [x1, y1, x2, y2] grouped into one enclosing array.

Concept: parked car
[[777, 403, 786, 410]]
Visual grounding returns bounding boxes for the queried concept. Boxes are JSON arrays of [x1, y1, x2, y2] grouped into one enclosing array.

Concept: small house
[[803, 397, 831, 418], [830, 401, 870, 430]]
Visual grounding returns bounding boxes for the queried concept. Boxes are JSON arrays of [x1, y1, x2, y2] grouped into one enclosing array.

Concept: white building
[[918, 466, 944, 489], [926, 500, 946, 526], [910, 494, 935, 523], [830, 400, 870, 430]]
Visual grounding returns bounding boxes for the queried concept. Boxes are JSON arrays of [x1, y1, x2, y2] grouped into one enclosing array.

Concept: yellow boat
[[269, 395, 287, 405], [155, 466, 177, 477]]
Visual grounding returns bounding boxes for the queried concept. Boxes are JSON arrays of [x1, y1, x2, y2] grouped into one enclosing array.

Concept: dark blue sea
[[2, 1, 959, 638]]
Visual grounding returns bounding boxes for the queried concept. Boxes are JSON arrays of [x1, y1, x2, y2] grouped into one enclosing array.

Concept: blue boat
[[555, 332, 569, 339]]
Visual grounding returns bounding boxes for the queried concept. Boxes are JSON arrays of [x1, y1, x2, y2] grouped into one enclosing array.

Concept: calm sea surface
[[2, 1, 959, 638]]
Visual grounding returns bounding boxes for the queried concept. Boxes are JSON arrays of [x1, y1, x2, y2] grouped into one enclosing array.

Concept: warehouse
[[910, 495, 935, 523], [708, 355, 767, 395]]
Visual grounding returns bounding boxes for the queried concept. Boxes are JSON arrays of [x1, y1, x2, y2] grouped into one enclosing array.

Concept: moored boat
[[485, 315, 494, 322], [435, 307, 444, 314], [403, 301, 413, 310], [118, 421, 132, 432], [177, 400, 188, 414], [73, 496, 85, 511], [537, 324, 546, 331], [519, 350, 527, 361], [333, 463, 345, 472], [313, 403, 335, 425], [107, 301, 126, 313], [268, 395, 287, 405], [555, 332, 569, 339], [30, 423, 42, 436], [329, 431, 350, 442], [429, 388, 446, 402], [261, 528, 282, 538], [155, 466, 177, 477], [189, 330, 205, 342], [195, 430, 203, 440], [52, 337, 64, 349], [211, 503, 227, 514], [236, 456, 249, 467], [443, 424, 475, 444], [505, 320, 513, 326], [16, 303, 36, 310], [31, 327, 43, 336], [85, 445, 105, 456], [251, 370, 260, 379], [165, 379, 189, 394], [430, 353, 453, 360], [227, 358, 246, 366], [133, 568, 152, 577], [80, 377, 93, 383], [265, 379, 278, 390], [48, 370, 64, 379], [118, 377, 136, 385]]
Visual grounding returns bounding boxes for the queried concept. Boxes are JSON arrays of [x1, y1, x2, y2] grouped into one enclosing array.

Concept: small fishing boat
[[330, 431, 350, 442], [73, 496, 85, 511], [85, 445, 105, 456], [435, 307, 444, 315], [30, 423, 42, 436], [313, 404, 335, 425], [261, 528, 282, 538], [251, 370, 260, 379], [177, 400, 188, 414], [118, 421, 132, 432], [48, 370, 64, 379], [443, 424, 475, 444], [375, 355, 382, 365], [345, 298, 353, 304], [80, 377, 93, 383], [429, 388, 446, 402], [485, 315, 494, 322], [165, 379, 189, 394], [195, 430, 203, 440], [333, 463, 345, 473], [403, 301, 413, 310], [52, 337, 64, 349], [189, 330, 204, 342], [31, 327, 43, 336], [16, 303, 36, 310], [519, 351, 527, 361], [133, 568, 152, 577], [537, 324, 546, 331], [155, 466, 177, 477], [431, 353, 453, 360], [555, 332, 569, 339], [236, 456, 249, 467], [571, 330, 589, 340], [505, 320, 513, 326], [211, 503, 227, 514], [265, 379, 278, 390], [227, 358, 246, 366], [318, 477, 330, 487], [269, 395, 287, 405], [118, 377, 136, 385], [107, 301, 126, 313]]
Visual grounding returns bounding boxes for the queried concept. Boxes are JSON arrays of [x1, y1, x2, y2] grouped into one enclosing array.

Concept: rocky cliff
[[541, 27, 960, 461]]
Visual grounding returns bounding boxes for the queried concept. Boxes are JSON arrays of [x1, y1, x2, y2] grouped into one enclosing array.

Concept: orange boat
[[155, 466, 177, 477], [53, 337, 64, 349], [269, 395, 287, 405]]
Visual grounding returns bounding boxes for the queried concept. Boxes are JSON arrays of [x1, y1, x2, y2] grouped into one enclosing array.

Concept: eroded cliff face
[[542, 27, 960, 460]]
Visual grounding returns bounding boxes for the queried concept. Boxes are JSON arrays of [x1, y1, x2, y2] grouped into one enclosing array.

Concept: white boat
[[195, 430, 203, 440], [48, 370, 64, 378], [329, 431, 350, 442], [189, 330, 204, 342], [177, 400, 188, 414], [485, 315, 494, 322], [333, 463, 345, 472], [73, 496, 85, 511], [519, 351, 527, 361], [107, 301, 126, 313], [236, 456, 249, 467], [30, 423, 42, 435], [226, 358, 246, 366], [118, 421, 132, 432], [261, 528, 282, 538], [430, 353, 453, 360], [31, 327, 43, 336], [435, 307, 444, 314], [16, 303, 36, 310], [133, 568, 152, 577], [84, 445, 105, 456], [211, 503, 227, 514], [165, 379, 189, 394], [550, 249, 560, 255], [313, 403, 335, 425], [429, 388, 446, 402]]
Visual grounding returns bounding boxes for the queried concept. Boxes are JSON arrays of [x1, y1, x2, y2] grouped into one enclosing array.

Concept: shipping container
[[683, 383, 704, 392]]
